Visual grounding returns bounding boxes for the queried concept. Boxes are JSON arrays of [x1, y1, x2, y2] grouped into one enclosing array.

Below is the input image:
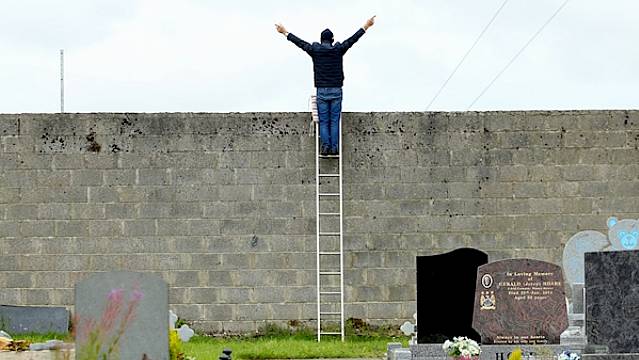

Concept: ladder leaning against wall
[[309, 95, 345, 341]]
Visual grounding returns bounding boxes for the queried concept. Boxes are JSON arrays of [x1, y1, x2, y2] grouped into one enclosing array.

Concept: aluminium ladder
[[310, 95, 345, 341]]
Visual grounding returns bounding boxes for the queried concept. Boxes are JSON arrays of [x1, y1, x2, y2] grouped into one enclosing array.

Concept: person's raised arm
[[276, 23, 313, 55], [340, 15, 375, 54]]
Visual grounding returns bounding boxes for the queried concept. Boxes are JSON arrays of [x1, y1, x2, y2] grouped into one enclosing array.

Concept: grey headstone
[[562, 231, 609, 285], [409, 343, 448, 360], [479, 344, 579, 360], [583, 355, 639, 360], [0, 305, 69, 334], [387, 342, 403, 360], [392, 348, 412, 360], [74, 272, 168, 360], [572, 283, 585, 313], [409, 343, 580, 360], [585, 250, 639, 353], [560, 325, 586, 346]]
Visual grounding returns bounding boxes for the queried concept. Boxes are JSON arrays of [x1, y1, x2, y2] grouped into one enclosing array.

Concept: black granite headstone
[[585, 250, 639, 353], [416, 248, 488, 343]]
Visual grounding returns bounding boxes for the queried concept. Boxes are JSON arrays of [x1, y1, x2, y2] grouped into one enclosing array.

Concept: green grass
[[183, 335, 408, 360], [10, 332, 71, 343], [9, 322, 410, 360]]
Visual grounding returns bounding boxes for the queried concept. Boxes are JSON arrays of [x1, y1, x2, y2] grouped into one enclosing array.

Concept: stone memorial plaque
[[0, 305, 69, 334], [472, 258, 568, 345], [585, 250, 639, 353], [416, 248, 488, 343], [75, 272, 169, 360]]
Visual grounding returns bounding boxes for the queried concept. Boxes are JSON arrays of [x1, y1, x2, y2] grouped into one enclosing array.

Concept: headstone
[[561, 229, 604, 348], [0, 305, 69, 334], [387, 342, 403, 360], [585, 250, 639, 353], [563, 230, 609, 285], [391, 348, 412, 360], [571, 283, 585, 314], [75, 272, 169, 360], [416, 248, 488, 343], [479, 344, 575, 360], [472, 258, 568, 345]]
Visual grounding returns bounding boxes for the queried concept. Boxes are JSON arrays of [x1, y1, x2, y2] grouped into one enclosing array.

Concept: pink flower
[[131, 289, 144, 302], [101, 288, 125, 333], [107, 288, 125, 302]]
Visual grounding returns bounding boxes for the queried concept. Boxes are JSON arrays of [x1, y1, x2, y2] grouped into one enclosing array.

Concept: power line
[[466, 0, 571, 110], [426, 0, 510, 111]]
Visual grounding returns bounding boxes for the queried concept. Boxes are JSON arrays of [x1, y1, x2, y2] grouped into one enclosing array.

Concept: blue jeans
[[316, 87, 342, 153]]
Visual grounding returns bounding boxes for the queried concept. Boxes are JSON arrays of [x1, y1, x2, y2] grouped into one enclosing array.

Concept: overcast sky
[[1, 0, 638, 113]]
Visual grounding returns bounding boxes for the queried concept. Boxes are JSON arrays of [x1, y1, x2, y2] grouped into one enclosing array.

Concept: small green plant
[[169, 329, 186, 360]]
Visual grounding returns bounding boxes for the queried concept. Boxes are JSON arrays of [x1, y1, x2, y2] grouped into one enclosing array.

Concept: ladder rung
[[319, 174, 339, 177], [318, 193, 340, 196], [320, 271, 341, 275], [320, 332, 342, 335], [319, 232, 340, 236], [319, 291, 341, 295], [319, 212, 340, 216], [319, 155, 339, 158], [319, 251, 340, 255], [320, 312, 341, 315]]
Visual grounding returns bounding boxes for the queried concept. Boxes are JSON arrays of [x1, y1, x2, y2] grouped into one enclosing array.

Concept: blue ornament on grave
[[619, 231, 639, 249]]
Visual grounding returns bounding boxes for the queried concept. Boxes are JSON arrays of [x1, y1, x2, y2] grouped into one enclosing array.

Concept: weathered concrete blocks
[[1, 111, 639, 333]]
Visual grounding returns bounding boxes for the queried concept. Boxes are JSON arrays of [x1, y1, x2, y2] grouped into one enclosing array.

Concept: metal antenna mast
[[60, 49, 64, 113]]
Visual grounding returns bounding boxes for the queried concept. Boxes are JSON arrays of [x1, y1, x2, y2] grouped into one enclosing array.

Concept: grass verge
[[10, 332, 71, 343], [183, 335, 407, 360], [11, 321, 410, 360]]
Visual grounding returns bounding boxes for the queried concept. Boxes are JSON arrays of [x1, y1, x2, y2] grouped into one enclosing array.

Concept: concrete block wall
[[1, 110, 638, 333]]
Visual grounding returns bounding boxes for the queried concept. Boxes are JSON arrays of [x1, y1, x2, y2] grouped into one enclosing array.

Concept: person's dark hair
[[320, 28, 333, 43]]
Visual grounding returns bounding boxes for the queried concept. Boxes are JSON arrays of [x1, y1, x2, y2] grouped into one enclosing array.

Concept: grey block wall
[[1, 111, 638, 333]]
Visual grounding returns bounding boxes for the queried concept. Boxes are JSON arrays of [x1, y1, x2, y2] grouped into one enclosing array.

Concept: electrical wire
[[426, 0, 510, 111], [466, 0, 571, 110]]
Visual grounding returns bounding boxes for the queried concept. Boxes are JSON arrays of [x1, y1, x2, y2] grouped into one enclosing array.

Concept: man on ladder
[[275, 16, 376, 155]]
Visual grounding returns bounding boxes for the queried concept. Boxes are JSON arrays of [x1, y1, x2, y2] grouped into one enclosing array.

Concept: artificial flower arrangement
[[558, 351, 580, 360], [442, 336, 481, 359]]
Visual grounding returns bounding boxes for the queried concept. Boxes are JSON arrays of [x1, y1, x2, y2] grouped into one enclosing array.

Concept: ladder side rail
[[311, 95, 322, 342], [338, 113, 345, 341]]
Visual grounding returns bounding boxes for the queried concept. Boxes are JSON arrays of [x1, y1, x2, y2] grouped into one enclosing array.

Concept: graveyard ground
[[13, 330, 407, 359], [183, 335, 405, 359]]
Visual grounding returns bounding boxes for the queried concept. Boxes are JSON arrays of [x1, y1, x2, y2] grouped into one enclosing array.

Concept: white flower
[[443, 336, 481, 357], [443, 340, 452, 350]]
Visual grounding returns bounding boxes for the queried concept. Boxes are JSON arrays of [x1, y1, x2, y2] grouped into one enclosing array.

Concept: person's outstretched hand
[[363, 15, 376, 30], [275, 23, 288, 36]]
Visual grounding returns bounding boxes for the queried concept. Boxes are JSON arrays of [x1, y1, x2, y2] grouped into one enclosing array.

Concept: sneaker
[[320, 146, 330, 156], [330, 148, 339, 156]]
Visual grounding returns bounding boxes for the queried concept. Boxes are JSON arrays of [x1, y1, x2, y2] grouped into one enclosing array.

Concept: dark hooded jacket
[[287, 28, 366, 88]]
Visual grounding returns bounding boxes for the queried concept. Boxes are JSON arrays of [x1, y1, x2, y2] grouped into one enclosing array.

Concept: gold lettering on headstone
[[498, 271, 562, 302]]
